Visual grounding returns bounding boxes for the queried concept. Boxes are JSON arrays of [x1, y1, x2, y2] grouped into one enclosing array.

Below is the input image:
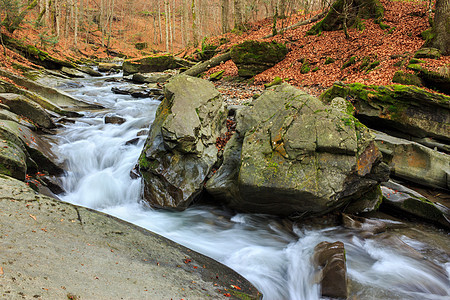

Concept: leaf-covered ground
[[205, 0, 449, 96]]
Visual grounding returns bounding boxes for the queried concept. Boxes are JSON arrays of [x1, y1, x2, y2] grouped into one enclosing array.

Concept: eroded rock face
[[230, 40, 288, 77], [314, 241, 348, 299], [374, 131, 449, 190], [138, 75, 226, 210], [207, 84, 387, 216]]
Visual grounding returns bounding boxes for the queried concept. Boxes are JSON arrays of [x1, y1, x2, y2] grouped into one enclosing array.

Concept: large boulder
[[206, 84, 388, 217], [0, 93, 55, 129], [321, 82, 450, 143], [123, 55, 195, 76], [230, 40, 288, 77], [138, 75, 226, 210], [374, 131, 449, 190]]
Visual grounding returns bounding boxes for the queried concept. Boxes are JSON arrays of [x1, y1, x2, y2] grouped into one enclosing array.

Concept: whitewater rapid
[[55, 73, 450, 300]]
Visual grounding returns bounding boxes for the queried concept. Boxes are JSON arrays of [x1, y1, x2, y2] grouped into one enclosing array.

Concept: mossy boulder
[[230, 41, 288, 77], [414, 48, 441, 59], [134, 42, 148, 50], [320, 82, 450, 143], [392, 71, 424, 87], [138, 75, 226, 210], [381, 181, 449, 230], [0, 120, 63, 176], [206, 83, 388, 217], [0, 138, 27, 180], [307, 0, 384, 35], [406, 64, 450, 95], [0, 93, 55, 129], [123, 55, 195, 75]]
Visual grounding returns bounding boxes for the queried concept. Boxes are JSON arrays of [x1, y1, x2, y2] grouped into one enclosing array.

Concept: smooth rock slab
[[0, 175, 261, 300]]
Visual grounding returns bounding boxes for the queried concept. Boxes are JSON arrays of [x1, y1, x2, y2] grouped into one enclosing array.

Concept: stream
[[54, 73, 450, 300]]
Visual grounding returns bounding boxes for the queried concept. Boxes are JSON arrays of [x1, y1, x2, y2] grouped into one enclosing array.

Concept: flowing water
[[54, 73, 450, 300]]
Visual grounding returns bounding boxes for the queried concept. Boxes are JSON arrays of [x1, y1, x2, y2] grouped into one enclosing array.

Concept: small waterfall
[[55, 74, 450, 300]]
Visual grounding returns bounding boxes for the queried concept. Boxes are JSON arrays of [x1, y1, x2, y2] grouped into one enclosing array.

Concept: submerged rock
[[138, 75, 226, 209], [207, 83, 388, 217]]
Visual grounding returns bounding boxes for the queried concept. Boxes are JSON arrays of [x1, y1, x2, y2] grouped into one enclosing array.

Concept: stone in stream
[[207, 83, 388, 217], [104, 114, 126, 125], [381, 180, 450, 230], [138, 74, 226, 210], [60, 66, 86, 78], [97, 62, 122, 72], [313, 241, 348, 299]]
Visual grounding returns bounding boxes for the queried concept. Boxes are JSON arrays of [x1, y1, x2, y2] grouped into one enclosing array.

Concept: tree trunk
[[221, 0, 230, 33], [192, 0, 198, 47], [424, 0, 449, 55], [158, 2, 163, 44], [182, 51, 231, 77], [165, 1, 169, 52], [233, 0, 244, 31]]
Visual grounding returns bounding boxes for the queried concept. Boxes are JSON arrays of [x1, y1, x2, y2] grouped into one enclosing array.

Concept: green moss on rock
[[342, 56, 357, 69], [230, 40, 288, 78]]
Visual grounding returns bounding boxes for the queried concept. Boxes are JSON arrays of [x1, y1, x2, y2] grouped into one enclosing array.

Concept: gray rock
[[77, 66, 102, 77], [374, 130, 450, 190], [132, 72, 174, 83], [0, 138, 27, 179], [98, 62, 122, 72], [0, 120, 63, 175], [61, 67, 86, 78], [381, 181, 450, 229], [0, 93, 55, 129], [314, 241, 348, 299], [139, 75, 226, 210], [0, 175, 261, 299], [207, 83, 387, 217]]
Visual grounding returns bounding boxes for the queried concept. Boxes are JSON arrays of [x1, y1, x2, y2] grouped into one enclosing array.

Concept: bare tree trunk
[[172, 0, 176, 51], [158, 2, 163, 44], [165, 1, 169, 52], [74, 0, 78, 46], [55, 0, 61, 38], [221, 0, 230, 33], [192, 0, 198, 46]]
